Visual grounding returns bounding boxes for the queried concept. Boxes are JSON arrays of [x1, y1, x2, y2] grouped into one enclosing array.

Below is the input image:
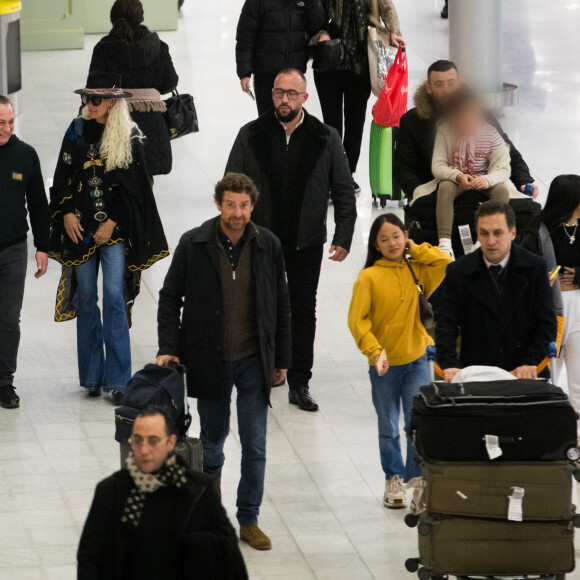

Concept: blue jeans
[[369, 354, 428, 481], [74, 243, 131, 392], [197, 355, 268, 526]]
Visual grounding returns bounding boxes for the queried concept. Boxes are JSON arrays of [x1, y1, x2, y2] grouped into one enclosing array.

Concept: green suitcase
[[369, 121, 403, 206], [421, 461, 574, 522], [414, 513, 575, 578]]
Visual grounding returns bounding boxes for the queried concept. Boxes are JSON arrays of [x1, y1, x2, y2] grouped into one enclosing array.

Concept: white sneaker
[[384, 475, 407, 509], [438, 238, 455, 259]]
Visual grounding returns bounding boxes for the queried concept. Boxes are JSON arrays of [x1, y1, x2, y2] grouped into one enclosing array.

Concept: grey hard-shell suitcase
[[409, 513, 575, 578], [418, 461, 575, 522]]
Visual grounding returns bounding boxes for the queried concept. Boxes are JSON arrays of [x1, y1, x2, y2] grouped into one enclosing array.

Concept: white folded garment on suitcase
[[452, 366, 516, 383]]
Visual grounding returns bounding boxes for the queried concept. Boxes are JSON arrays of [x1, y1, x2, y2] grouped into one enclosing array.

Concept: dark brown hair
[[215, 173, 260, 205], [475, 200, 516, 230], [364, 213, 407, 269], [135, 405, 176, 436], [110, 0, 144, 43]]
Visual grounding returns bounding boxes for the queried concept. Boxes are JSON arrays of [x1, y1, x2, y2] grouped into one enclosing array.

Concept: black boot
[[441, 0, 448, 19], [0, 385, 20, 409], [289, 387, 319, 412]]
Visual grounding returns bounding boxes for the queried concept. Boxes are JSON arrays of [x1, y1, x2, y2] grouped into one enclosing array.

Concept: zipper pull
[[232, 270, 236, 280]]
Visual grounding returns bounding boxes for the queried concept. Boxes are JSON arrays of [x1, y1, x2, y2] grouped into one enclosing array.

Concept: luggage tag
[[484, 434, 503, 460], [508, 486, 525, 522], [458, 224, 474, 255]]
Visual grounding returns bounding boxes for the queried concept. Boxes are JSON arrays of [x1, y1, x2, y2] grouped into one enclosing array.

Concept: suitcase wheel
[[404, 558, 420, 573], [418, 521, 433, 536], [417, 567, 432, 580], [566, 446, 580, 462], [404, 513, 419, 528]]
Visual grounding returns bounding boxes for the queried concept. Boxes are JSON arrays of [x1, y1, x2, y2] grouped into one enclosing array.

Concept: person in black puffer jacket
[[89, 0, 178, 177], [236, 0, 327, 115]]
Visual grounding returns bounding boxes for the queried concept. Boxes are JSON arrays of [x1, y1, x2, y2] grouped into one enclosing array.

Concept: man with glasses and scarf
[[78, 406, 248, 580], [226, 68, 356, 413]]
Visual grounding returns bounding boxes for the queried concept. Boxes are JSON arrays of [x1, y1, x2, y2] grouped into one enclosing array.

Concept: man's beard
[[276, 106, 299, 123]]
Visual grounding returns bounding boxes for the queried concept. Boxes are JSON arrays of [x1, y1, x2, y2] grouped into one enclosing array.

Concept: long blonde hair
[[81, 99, 143, 172]]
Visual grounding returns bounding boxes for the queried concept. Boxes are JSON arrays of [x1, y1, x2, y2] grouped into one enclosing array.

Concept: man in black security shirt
[[226, 68, 356, 412], [0, 95, 49, 410]]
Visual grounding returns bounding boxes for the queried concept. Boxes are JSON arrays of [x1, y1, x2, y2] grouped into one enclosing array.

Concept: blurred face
[[272, 72, 308, 123], [477, 213, 516, 265], [0, 103, 15, 146], [131, 415, 176, 474], [217, 191, 254, 233], [376, 221, 408, 262], [449, 101, 485, 136], [86, 97, 115, 122], [427, 69, 460, 107]]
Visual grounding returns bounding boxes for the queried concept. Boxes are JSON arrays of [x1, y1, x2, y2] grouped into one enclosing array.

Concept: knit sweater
[[348, 243, 451, 366], [0, 135, 49, 252]]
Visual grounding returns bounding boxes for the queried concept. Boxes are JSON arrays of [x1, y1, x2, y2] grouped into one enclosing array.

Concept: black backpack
[[114, 363, 192, 444]]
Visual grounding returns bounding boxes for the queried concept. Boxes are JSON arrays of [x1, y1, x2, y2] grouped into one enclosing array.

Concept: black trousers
[[0, 241, 27, 388], [285, 245, 324, 391], [314, 69, 372, 173], [254, 73, 278, 116]]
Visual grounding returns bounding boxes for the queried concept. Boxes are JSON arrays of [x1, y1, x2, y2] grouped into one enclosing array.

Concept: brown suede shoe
[[240, 525, 272, 550], [213, 477, 221, 500]]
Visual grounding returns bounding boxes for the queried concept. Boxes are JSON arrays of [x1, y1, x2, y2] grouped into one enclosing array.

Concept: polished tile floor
[[3, 0, 580, 578]]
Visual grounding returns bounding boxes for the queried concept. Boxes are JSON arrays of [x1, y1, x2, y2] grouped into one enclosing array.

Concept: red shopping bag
[[372, 46, 408, 127]]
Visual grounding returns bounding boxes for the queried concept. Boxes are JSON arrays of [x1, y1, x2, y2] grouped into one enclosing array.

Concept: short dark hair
[[215, 172, 260, 205], [475, 200, 516, 230], [427, 60, 458, 80], [135, 405, 176, 436], [276, 68, 307, 86], [0, 95, 11, 107], [445, 86, 482, 117]]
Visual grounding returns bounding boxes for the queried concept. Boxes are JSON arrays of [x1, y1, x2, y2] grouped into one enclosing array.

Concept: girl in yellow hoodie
[[348, 214, 451, 509]]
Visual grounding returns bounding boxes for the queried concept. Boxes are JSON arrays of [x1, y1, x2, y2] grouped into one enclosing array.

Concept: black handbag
[[312, 38, 348, 72], [404, 256, 435, 329], [164, 90, 199, 140]]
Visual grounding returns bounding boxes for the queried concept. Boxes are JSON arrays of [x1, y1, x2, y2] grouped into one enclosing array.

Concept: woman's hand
[[391, 34, 405, 48], [406, 239, 416, 251], [64, 212, 84, 244], [375, 350, 389, 376], [94, 219, 116, 245]]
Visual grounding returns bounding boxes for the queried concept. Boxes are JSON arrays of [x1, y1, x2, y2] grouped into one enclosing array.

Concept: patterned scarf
[[452, 135, 476, 176], [325, 0, 369, 75], [122, 454, 188, 528]]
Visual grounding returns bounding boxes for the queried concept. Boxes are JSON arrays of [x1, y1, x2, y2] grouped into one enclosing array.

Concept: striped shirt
[[453, 123, 504, 176]]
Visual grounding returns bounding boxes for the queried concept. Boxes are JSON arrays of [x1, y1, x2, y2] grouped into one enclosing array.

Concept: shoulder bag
[[164, 90, 199, 140], [404, 256, 435, 329]]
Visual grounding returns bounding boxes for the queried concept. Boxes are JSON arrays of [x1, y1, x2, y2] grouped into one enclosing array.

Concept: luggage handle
[[430, 381, 466, 401], [481, 435, 522, 445]]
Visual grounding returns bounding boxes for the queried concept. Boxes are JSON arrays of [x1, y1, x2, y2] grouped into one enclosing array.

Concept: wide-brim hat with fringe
[[74, 70, 133, 99]]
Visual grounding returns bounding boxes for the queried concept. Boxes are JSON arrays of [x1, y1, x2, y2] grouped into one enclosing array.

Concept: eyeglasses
[[129, 435, 170, 449], [271, 89, 305, 100], [81, 95, 110, 107]]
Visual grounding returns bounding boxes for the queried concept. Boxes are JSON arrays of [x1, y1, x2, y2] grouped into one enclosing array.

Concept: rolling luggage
[[410, 380, 579, 463], [409, 513, 575, 579], [369, 121, 403, 206], [114, 363, 203, 472], [420, 461, 575, 522]]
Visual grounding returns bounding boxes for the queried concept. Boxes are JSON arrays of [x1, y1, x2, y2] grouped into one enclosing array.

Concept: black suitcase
[[410, 380, 579, 462]]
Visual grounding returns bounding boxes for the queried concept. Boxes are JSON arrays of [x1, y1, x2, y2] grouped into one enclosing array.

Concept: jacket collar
[[463, 243, 536, 276], [414, 82, 435, 120], [0, 134, 18, 150]]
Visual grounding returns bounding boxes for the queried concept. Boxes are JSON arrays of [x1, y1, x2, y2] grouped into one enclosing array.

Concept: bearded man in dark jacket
[[89, 0, 179, 176], [236, 0, 326, 114]]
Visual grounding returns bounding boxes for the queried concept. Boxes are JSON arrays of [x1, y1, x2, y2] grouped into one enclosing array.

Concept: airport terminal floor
[[2, 0, 580, 578]]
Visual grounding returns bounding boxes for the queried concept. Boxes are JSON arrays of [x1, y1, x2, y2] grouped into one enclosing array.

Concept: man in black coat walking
[[225, 68, 357, 412], [394, 60, 536, 202], [157, 173, 291, 550], [236, 0, 326, 114], [436, 201, 557, 382], [78, 406, 248, 580], [0, 95, 50, 410]]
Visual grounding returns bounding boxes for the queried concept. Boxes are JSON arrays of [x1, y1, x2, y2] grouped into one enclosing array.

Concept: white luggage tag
[[484, 434, 503, 460], [508, 486, 525, 522], [458, 224, 474, 255]]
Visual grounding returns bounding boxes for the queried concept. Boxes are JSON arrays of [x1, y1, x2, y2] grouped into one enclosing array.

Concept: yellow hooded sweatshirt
[[348, 243, 452, 366]]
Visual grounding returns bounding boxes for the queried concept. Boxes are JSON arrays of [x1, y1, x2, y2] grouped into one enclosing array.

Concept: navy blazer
[[436, 244, 557, 371]]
